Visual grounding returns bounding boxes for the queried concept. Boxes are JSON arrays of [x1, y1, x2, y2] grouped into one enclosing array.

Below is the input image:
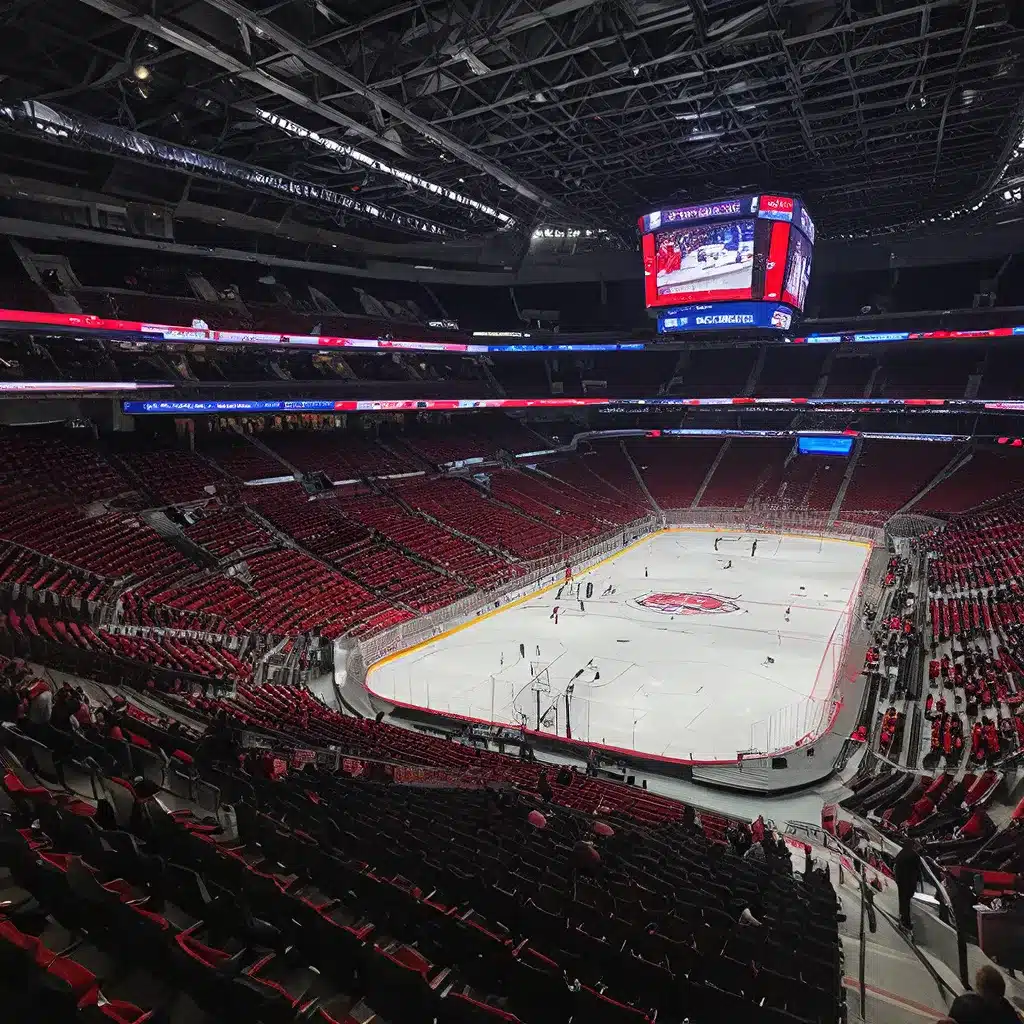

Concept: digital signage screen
[[640, 194, 814, 318], [798, 435, 854, 456], [658, 301, 792, 334], [651, 219, 755, 304], [782, 228, 813, 310]]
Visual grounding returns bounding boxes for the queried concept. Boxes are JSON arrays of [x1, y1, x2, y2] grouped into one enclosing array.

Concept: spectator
[[739, 899, 764, 927], [73, 696, 95, 731], [948, 965, 1021, 1024], [26, 678, 52, 725], [894, 838, 923, 931], [537, 770, 553, 803], [682, 804, 701, 835], [571, 839, 601, 876], [744, 840, 767, 864]]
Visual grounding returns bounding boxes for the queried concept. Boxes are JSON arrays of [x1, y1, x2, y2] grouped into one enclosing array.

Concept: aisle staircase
[[900, 444, 973, 514], [231, 424, 302, 479], [783, 821, 1022, 1024], [828, 439, 864, 525], [621, 442, 662, 513], [691, 439, 730, 508]]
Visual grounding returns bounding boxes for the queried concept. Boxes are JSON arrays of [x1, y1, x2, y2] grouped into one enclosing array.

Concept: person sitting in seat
[[947, 965, 1021, 1024]]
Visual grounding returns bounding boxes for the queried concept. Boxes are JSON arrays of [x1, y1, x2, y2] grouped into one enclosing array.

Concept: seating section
[[839, 441, 953, 521], [197, 434, 285, 481], [123, 548, 399, 641], [503, 467, 646, 528], [754, 347, 827, 397], [246, 485, 376, 563], [0, 669, 845, 1024], [627, 440, 722, 509], [841, 768, 1002, 850], [876, 349, 976, 399], [403, 419, 547, 466], [843, 508, 1024, 873], [670, 349, 757, 397], [979, 348, 1024, 399], [764, 455, 844, 514], [399, 479, 564, 560], [0, 611, 253, 684], [336, 545, 472, 613], [260, 432, 419, 481], [184, 509, 272, 558], [820, 356, 876, 397], [913, 451, 1024, 515], [698, 439, 789, 509], [338, 494, 518, 586], [489, 474, 605, 537], [0, 490, 186, 582], [114, 448, 228, 506], [922, 510, 1024, 765], [542, 450, 652, 518], [0, 544, 108, 605], [5, 426, 1024, 674], [0, 434, 128, 503]]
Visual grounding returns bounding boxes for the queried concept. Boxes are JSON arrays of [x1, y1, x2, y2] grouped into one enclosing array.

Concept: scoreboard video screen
[[639, 194, 814, 332]]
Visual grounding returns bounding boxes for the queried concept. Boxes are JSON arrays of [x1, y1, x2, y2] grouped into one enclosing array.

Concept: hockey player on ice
[[520, 643, 525, 659], [714, 537, 721, 552], [762, 656, 775, 667], [751, 539, 758, 558], [550, 606, 559, 625], [785, 606, 791, 623]]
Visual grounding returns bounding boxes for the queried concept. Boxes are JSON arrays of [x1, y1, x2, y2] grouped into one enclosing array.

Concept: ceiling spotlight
[[133, 64, 151, 81], [630, 65, 641, 77]]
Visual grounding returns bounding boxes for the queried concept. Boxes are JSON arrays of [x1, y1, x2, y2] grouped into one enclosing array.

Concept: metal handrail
[[786, 819, 962, 1010], [843, 812, 958, 929]]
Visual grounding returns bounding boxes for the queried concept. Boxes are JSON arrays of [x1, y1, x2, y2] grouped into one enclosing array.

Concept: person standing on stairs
[[893, 837, 923, 932]]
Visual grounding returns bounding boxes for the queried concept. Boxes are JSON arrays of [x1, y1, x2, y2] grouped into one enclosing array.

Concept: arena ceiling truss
[[0, 0, 1022, 245]]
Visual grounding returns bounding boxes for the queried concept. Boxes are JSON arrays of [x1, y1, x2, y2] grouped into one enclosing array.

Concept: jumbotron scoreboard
[[639, 194, 814, 334]]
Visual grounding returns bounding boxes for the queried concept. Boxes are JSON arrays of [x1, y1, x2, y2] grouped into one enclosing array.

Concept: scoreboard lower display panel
[[658, 301, 793, 333]]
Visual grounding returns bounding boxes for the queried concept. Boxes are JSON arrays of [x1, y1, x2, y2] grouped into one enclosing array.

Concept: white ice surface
[[367, 530, 870, 762]]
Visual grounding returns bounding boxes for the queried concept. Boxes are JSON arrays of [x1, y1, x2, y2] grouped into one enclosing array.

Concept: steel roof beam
[[462, 35, 1014, 153], [195, 0, 604, 227], [426, 0, 980, 125], [73, 0, 415, 159], [347, 8, 698, 101]]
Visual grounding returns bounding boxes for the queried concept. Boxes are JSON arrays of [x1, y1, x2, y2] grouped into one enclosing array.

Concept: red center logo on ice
[[637, 592, 740, 616]]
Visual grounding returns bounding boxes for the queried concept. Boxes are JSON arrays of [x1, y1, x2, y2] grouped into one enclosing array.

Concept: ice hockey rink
[[366, 530, 871, 762]]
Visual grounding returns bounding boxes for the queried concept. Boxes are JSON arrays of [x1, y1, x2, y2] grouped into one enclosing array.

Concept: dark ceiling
[[1, 0, 1023, 247]]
